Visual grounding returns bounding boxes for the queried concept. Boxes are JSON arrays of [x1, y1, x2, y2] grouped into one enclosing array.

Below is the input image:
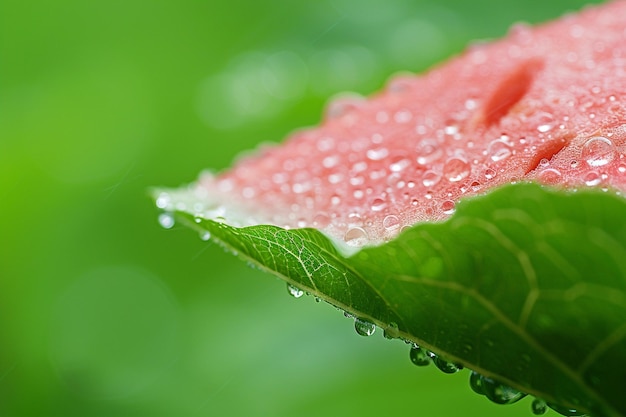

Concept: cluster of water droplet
[[184, 51, 623, 250], [283, 281, 598, 416], [530, 125, 626, 195], [156, 0, 626, 250]]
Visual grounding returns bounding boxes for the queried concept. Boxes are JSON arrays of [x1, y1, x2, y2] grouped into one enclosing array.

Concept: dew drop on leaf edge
[[546, 403, 588, 417], [354, 318, 376, 336], [469, 371, 484, 395], [531, 398, 548, 415], [432, 355, 462, 374], [480, 376, 526, 405], [409, 346, 430, 366], [286, 283, 304, 298]]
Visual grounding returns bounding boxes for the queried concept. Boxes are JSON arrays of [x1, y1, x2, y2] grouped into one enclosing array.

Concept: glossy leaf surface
[[163, 183, 626, 417]]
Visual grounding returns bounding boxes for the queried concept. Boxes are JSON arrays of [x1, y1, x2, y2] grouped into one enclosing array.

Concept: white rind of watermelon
[[160, 1, 626, 247]]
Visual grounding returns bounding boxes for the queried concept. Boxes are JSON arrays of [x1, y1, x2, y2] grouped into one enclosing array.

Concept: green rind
[[171, 183, 626, 417]]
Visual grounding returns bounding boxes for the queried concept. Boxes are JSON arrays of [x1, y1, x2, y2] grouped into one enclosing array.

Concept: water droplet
[[389, 156, 411, 172], [481, 377, 527, 404], [344, 227, 369, 247], [537, 168, 562, 184], [432, 356, 462, 374], [322, 155, 340, 168], [584, 171, 601, 186], [287, 283, 304, 298], [535, 112, 555, 133], [394, 109, 413, 123], [371, 198, 387, 212], [441, 200, 455, 215], [312, 212, 330, 228], [469, 371, 484, 395], [582, 136, 616, 167], [444, 125, 459, 135], [422, 170, 441, 187], [325, 94, 364, 119], [409, 346, 431, 366], [487, 139, 512, 162], [531, 398, 548, 415], [444, 157, 471, 182], [570, 160, 579, 169], [352, 161, 368, 173], [156, 193, 171, 209], [354, 318, 376, 336], [537, 124, 552, 133], [200, 231, 211, 241], [158, 213, 175, 229], [416, 139, 443, 165], [484, 168, 496, 180], [546, 403, 586, 416], [367, 147, 389, 161], [383, 215, 401, 231]]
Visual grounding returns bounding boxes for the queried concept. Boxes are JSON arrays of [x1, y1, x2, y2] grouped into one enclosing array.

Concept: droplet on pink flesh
[[172, 2, 626, 248]]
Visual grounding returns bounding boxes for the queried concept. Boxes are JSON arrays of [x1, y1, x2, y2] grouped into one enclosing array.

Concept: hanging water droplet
[[416, 139, 443, 165], [481, 377, 527, 404], [484, 168, 496, 180], [546, 403, 586, 416], [444, 157, 471, 182], [409, 346, 431, 366], [344, 227, 369, 247], [287, 283, 304, 298], [354, 318, 376, 336], [531, 398, 548, 415], [581, 136, 616, 167], [469, 371, 485, 395], [383, 215, 400, 231], [158, 213, 175, 229], [432, 355, 462, 374], [200, 231, 211, 241]]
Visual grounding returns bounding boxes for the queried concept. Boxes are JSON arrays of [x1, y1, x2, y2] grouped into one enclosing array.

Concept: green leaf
[[158, 183, 626, 417]]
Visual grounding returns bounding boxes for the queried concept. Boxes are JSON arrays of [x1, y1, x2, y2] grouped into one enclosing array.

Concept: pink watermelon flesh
[[192, 1, 626, 246]]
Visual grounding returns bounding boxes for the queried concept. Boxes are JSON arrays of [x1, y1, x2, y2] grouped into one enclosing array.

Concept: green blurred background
[[0, 1, 606, 416]]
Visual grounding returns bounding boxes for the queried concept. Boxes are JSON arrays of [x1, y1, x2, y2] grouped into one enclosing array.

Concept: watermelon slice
[[159, 1, 626, 248], [155, 3, 626, 416]]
